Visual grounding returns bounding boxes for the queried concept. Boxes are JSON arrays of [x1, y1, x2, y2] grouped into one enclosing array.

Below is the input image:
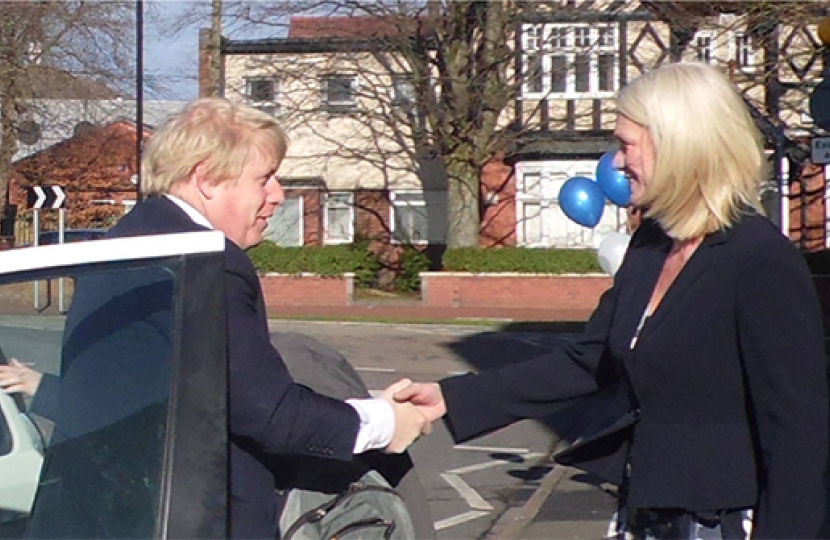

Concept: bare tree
[[0, 1, 137, 239], [183, 0, 828, 249]]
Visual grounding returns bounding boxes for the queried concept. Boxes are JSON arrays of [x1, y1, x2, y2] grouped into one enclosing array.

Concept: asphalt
[[268, 301, 619, 540]]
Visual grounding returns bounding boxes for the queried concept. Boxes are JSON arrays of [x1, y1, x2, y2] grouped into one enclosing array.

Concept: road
[[268, 320, 586, 539], [0, 315, 588, 539]]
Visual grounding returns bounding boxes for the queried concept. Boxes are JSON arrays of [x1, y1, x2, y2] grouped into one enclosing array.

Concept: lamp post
[[135, 0, 144, 200]]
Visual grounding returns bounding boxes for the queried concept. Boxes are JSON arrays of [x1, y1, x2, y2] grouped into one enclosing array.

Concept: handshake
[[380, 378, 446, 454]]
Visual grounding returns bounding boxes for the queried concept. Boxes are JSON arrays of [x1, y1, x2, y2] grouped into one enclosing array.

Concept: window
[[391, 191, 447, 244], [522, 172, 543, 197], [551, 55, 568, 93], [524, 54, 545, 94], [522, 24, 542, 50], [549, 26, 568, 48], [323, 74, 357, 113], [574, 27, 590, 48], [691, 28, 757, 71], [245, 78, 279, 115], [695, 34, 713, 63], [516, 164, 622, 247], [392, 76, 416, 108], [733, 32, 756, 70], [597, 54, 615, 92], [325, 192, 354, 244], [0, 231, 228, 537], [264, 197, 303, 246], [575, 54, 590, 92], [520, 23, 619, 98]]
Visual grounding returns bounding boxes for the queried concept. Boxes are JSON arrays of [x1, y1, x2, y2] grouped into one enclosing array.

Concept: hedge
[[247, 243, 605, 292], [247, 242, 380, 288], [442, 246, 603, 274]]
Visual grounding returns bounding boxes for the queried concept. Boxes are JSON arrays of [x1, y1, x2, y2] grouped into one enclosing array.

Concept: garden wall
[[419, 272, 613, 310], [259, 273, 355, 307], [258, 272, 613, 312]]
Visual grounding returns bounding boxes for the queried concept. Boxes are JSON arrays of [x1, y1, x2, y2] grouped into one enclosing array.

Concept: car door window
[[0, 231, 228, 539]]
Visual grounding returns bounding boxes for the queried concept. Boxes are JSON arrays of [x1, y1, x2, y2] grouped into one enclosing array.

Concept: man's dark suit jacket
[[440, 214, 829, 539], [106, 196, 362, 538]]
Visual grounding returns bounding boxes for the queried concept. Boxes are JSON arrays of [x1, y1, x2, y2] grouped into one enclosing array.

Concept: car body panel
[[0, 230, 229, 538]]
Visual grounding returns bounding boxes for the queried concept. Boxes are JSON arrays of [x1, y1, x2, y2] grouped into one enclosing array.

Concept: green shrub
[[247, 242, 380, 288], [443, 247, 602, 274], [394, 247, 431, 292]]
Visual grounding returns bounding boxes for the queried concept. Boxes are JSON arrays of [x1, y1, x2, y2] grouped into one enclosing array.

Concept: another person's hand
[[0, 359, 43, 397], [380, 379, 432, 454], [393, 381, 447, 423]]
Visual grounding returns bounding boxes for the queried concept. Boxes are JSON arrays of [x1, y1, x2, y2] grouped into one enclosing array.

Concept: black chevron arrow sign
[[26, 186, 66, 209]]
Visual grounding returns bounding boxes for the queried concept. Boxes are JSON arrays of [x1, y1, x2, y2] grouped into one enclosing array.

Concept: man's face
[[208, 149, 285, 249], [613, 114, 657, 208]]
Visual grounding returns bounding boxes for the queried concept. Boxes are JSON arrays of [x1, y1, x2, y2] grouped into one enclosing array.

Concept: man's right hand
[[380, 379, 432, 454], [393, 381, 447, 423]]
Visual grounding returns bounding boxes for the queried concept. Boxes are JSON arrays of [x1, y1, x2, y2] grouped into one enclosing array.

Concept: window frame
[[0, 232, 229, 538], [244, 77, 280, 115], [520, 23, 620, 99], [322, 74, 358, 113], [390, 190, 447, 245], [265, 196, 304, 247], [324, 192, 354, 245], [392, 75, 416, 109]]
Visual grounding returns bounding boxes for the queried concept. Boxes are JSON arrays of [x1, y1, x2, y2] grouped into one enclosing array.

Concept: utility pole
[[208, 0, 223, 97], [136, 0, 144, 198]]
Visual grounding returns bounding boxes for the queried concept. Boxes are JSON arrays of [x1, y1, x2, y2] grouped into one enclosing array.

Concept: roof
[[11, 120, 148, 193], [288, 15, 413, 39], [21, 65, 124, 100]]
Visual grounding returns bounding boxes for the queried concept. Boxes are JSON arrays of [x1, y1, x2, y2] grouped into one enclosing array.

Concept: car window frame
[[0, 231, 229, 538]]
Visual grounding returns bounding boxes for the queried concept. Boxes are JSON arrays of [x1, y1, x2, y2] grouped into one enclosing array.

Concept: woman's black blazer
[[440, 215, 829, 539]]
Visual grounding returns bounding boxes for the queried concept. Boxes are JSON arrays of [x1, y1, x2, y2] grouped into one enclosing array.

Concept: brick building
[[203, 1, 829, 257]]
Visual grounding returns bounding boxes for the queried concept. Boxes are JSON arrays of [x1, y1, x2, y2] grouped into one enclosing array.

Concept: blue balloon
[[595, 150, 631, 206], [559, 176, 606, 228]]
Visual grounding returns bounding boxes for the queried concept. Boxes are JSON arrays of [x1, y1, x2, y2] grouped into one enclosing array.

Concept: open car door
[[0, 231, 228, 539]]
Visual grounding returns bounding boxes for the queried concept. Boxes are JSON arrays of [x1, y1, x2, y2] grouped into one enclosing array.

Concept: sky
[[144, 2, 202, 100], [143, 1, 286, 101]]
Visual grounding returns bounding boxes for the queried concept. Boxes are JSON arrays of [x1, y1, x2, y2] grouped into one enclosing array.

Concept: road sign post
[[26, 186, 68, 312]]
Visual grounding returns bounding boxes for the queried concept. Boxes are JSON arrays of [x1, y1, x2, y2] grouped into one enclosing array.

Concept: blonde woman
[[396, 62, 828, 539]]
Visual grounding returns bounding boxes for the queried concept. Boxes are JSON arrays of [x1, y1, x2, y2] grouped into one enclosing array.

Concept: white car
[[0, 231, 228, 538]]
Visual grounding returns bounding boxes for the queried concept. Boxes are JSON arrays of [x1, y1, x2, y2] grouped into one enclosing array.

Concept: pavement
[[268, 302, 595, 325], [268, 300, 619, 540]]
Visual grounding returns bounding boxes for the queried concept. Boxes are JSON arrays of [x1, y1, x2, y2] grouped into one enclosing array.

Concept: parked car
[[36, 229, 107, 246], [0, 231, 228, 538]]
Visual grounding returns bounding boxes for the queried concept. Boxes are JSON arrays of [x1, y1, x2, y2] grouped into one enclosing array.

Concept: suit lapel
[[633, 226, 732, 346]]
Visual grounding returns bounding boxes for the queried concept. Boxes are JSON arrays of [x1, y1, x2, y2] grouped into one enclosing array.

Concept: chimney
[[198, 28, 225, 97]]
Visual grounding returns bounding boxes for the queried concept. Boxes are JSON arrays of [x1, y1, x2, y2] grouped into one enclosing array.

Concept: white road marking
[[440, 473, 493, 511], [448, 453, 545, 475], [434, 510, 491, 531], [454, 444, 531, 454], [354, 366, 396, 373]]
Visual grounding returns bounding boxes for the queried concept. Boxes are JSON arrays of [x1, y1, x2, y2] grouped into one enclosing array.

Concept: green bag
[[279, 469, 416, 540]]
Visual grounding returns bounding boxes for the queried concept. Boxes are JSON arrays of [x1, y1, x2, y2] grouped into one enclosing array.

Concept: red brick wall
[[788, 163, 827, 251], [260, 273, 354, 307], [480, 155, 518, 247], [355, 190, 392, 246], [420, 272, 611, 310], [257, 272, 611, 312]]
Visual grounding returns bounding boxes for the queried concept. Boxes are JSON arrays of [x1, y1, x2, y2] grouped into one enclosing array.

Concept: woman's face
[[613, 114, 657, 208]]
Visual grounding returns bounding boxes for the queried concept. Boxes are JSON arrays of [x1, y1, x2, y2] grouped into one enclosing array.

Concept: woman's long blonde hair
[[617, 62, 767, 240]]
